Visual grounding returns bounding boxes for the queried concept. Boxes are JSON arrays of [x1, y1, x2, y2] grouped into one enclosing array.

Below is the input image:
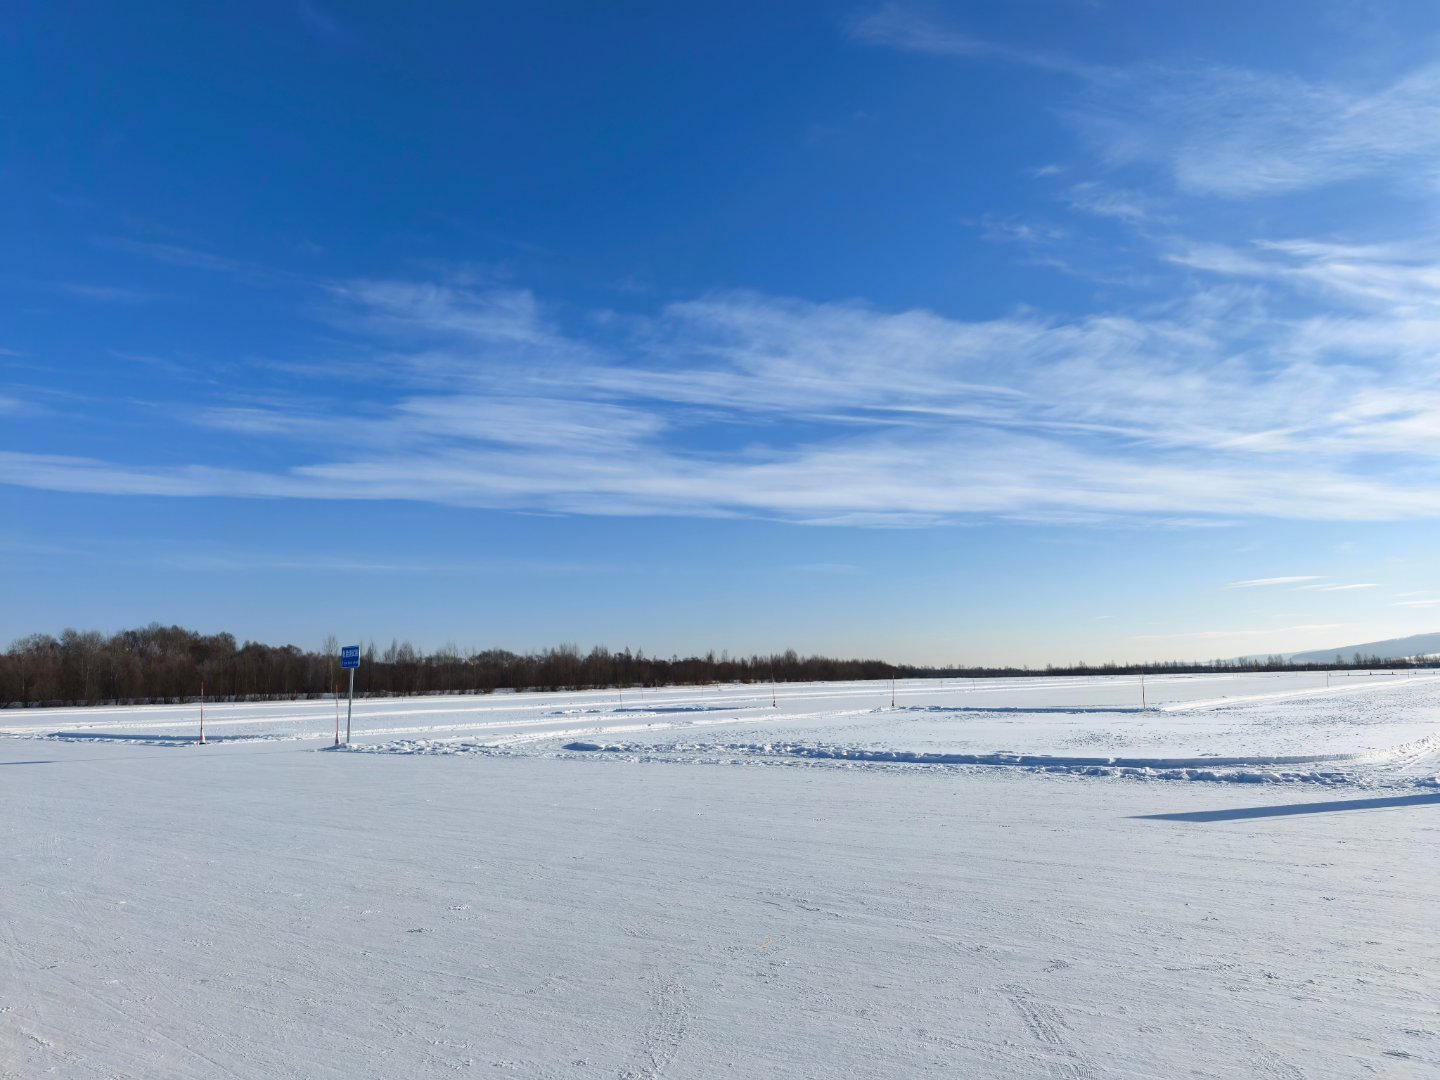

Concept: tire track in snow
[[1249, 1045, 1308, 1079], [998, 984, 1095, 1080], [618, 976, 688, 1080], [1158, 676, 1424, 713]]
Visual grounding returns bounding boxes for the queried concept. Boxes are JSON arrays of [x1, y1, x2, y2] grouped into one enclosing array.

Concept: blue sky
[[6, 1, 1440, 665]]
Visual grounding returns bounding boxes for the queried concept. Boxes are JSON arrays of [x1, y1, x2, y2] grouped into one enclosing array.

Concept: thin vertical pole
[[891, 677, 896, 709], [199, 679, 206, 745], [346, 668, 354, 744], [1140, 671, 1146, 709], [334, 683, 340, 746]]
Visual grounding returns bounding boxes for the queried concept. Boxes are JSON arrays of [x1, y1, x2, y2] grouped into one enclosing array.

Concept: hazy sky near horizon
[[7, 1, 1440, 665]]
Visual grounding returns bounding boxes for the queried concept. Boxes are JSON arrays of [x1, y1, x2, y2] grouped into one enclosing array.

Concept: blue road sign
[[341, 645, 361, 670]]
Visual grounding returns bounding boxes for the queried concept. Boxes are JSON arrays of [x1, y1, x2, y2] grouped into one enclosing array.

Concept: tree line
[[0, 624, 1431, 707]]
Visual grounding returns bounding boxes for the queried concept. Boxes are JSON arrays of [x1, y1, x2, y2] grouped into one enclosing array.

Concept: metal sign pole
[[339, 644, 361, 745]]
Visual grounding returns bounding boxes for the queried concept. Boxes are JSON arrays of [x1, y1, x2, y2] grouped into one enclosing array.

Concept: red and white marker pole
[[199, 680, 206, 745]]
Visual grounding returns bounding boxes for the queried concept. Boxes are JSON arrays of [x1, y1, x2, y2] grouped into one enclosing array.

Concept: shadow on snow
[[1138, 792, 1440, 822], [46, 732, 266, 746]]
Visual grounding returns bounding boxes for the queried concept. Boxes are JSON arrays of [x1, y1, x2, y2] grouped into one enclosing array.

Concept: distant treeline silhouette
[[0, 623, 1430, 707]]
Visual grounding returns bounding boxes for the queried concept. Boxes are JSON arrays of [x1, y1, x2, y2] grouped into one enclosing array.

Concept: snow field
[[3, 671, 1439, 1078], [7, 671, 1435, 789], [2, 743, 1437, 1078]]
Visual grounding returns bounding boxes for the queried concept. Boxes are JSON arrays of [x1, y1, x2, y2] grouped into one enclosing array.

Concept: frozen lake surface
[[3, 673, 1438, 1077]]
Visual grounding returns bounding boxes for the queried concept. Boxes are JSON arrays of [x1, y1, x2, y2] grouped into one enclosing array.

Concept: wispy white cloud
[[94, 236, 251, 275], [854, 6, 1440, 202], [1294, 583, 1381, 592], [1133, 623, 1345, 642], [11, 259, 1440, 525], [197, 394, 665, 453], [849, 3, 1100, 79], [298, 0, 346, 43], [1168, 236, 1440, 318], [1065, 182, 1169, 225], [0, 453, 314, 499], [320, 281, 600, 373], [974, 214, 1070, 248], [33, 42, 1440, 532], [54, 283, 166, 304], [1073, 62, 1440, 198], [9, 399, 1440, 525], [164, 551, 599, 576], [1227, 576, 1324, 589]]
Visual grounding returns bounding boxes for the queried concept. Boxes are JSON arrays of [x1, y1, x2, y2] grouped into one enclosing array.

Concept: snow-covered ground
[[8, 671, 1439, 787], [3, 673, 1438, 1077]]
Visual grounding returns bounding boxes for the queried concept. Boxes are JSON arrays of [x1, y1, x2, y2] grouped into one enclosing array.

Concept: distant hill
[[1288, 632, 1440, 665]]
